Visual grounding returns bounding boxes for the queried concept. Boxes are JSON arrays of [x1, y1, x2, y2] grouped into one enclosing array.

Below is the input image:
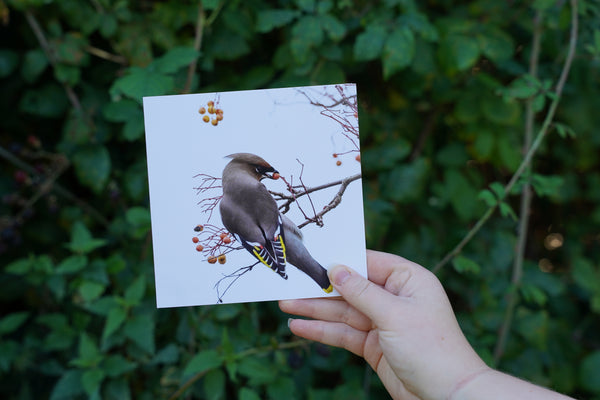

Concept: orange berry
[[199, 107, 206, 114], [207, 256, 217, 264], [218, 254, 226, 264], [192, 237, 199, 243], [194, 225, 204, 232], [216, 108, 223, 115], [223, 236, 231, 244], [333, 153, 338, 158], [207, 101, 214, 107], [219, 233, 227, 239], [216, 114, 223, 121], [336, 160, 342, 166], [196, 244, 204, 252], [272, 172, 280, 180], [202, 115, 210, 123], [208, 106, 215, 114], [211, 118, 218, 126], [355, 154, 361, 162]]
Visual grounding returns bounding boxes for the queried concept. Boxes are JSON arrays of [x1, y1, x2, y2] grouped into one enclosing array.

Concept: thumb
[[328, 264, 397, 326]]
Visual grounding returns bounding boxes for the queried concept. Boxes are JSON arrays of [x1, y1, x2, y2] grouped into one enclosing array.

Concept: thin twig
[[183, 1, 205, 94], [0, 145, 109, 227], [432, 0, 579, 274], [493, 9, 543, 364], [24, 11, 83, 114], [298, 173, 360, 228]]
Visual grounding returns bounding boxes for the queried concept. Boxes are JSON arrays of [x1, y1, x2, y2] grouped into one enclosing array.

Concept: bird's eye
[[255, 166, 262, 174]]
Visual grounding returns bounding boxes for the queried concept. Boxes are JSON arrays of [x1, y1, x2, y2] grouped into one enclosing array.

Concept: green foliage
[[1, 0, 599, 399]]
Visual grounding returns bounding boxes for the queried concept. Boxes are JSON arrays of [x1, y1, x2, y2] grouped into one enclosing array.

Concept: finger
[[328, 264, 399, 326], [288, 318, 369, 358], [366, 249, 437, 297], [279, 298, 373, 331]]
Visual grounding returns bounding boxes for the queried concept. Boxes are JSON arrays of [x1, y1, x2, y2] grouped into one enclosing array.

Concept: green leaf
[[66, 221, 107, 254], [19, 83, 68, 118], [111, 67, 175, 103], [0, 49, 18, 78], [478, 189, 497, 207], [54, 64, 81, 86], [79, 281, 106, 302], [354, 26, 387, 62], [122, 118, 145, 141], [383, 158, 429, 202], [72, 332, 102, 368], [382, 27, 415, 79], [520, 283, 547, 306], [124, 314, 155, 354], [102, 99, 142, 122], [0, 312, 29, 336], [580, 351, 600, 393], [290, 16, 324, 63], [361, 139, 411, 171], [102, 355, 137, 378], [439, 34, 480, 72], [21, 49, 49, 83], [203, 369, 226, 400], [499, 201, 517, 220], [531, 174, 564, 197], [152, 344, 180, 365], [124, 275, 146, 304], [554, 122, 576, 139], [267, 377, 296, 399], [0, 341, 19, 372], [5, 258, 33, 275], [256, 10, 301, 33], [319, 14, 346, 41], [81, 368, 105, 397], [237, 357, 275, 385], [102, 307, 127, 342], [239, 388, 262, 400], [452, 255, 481, 275], [150, 46, 199, 74], [72, 144, 111, 194], [126, 206, 152, 239], [50, 370, 84, 400], [477, 28, 513, 62], [183, 350, 223, 378], [56, 255, 88, 274]]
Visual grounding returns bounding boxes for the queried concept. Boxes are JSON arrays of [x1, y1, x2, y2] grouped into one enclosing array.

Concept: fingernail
[[287, 318, 293, 328], [330, 265, 350, 286]]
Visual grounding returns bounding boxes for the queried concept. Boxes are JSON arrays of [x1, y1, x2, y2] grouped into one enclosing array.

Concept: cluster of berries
[[198, 101, 223, 126], [192, 224, 230, 264], [332, 152, 361, 166]]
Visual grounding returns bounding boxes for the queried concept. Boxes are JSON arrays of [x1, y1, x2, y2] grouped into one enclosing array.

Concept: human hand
[[279, 250, 488, 400]]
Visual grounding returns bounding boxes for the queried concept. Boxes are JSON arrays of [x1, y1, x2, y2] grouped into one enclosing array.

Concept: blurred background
[[1, 0, 599, 399]]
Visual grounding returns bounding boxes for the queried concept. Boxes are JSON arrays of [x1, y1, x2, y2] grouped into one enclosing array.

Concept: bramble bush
[[1, 0, 599, 399]]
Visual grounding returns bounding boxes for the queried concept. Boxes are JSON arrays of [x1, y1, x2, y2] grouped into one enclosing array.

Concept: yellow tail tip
[[323, 284, 333, 294]]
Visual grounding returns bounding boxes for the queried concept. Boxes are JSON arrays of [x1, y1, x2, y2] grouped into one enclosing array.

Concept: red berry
[[223, 236, 231, 244], [332, 153, 338, 158], [272, 172, 280, 180], [336, 160, 342, 166], [219, 233, 227, 240], [192, 237, 199, 243], [196, 244, 204, 251], [199, 107, 206, 114], [355, 154, 361, 162], [207, 256, 217, 264]]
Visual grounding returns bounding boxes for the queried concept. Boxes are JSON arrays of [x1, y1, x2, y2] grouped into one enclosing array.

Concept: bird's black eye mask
[[255, 164, 278, 179]]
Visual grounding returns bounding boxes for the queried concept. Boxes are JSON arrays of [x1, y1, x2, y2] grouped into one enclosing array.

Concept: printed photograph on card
[[143, 84, 367, 307]]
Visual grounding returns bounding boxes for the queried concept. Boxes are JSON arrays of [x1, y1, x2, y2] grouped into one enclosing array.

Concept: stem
[[493, 10, 543, 365], [183, 1, 205, 94], [0, 145, 109, 227], [432, 0, 579, 274], [24, 11, 83, 114]]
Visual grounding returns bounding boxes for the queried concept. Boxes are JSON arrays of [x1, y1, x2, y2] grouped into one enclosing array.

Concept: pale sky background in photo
[[143, 84, 367, 307]]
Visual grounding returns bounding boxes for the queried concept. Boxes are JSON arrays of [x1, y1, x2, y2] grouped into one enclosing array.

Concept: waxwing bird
[[219, 153, 332, 293]]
